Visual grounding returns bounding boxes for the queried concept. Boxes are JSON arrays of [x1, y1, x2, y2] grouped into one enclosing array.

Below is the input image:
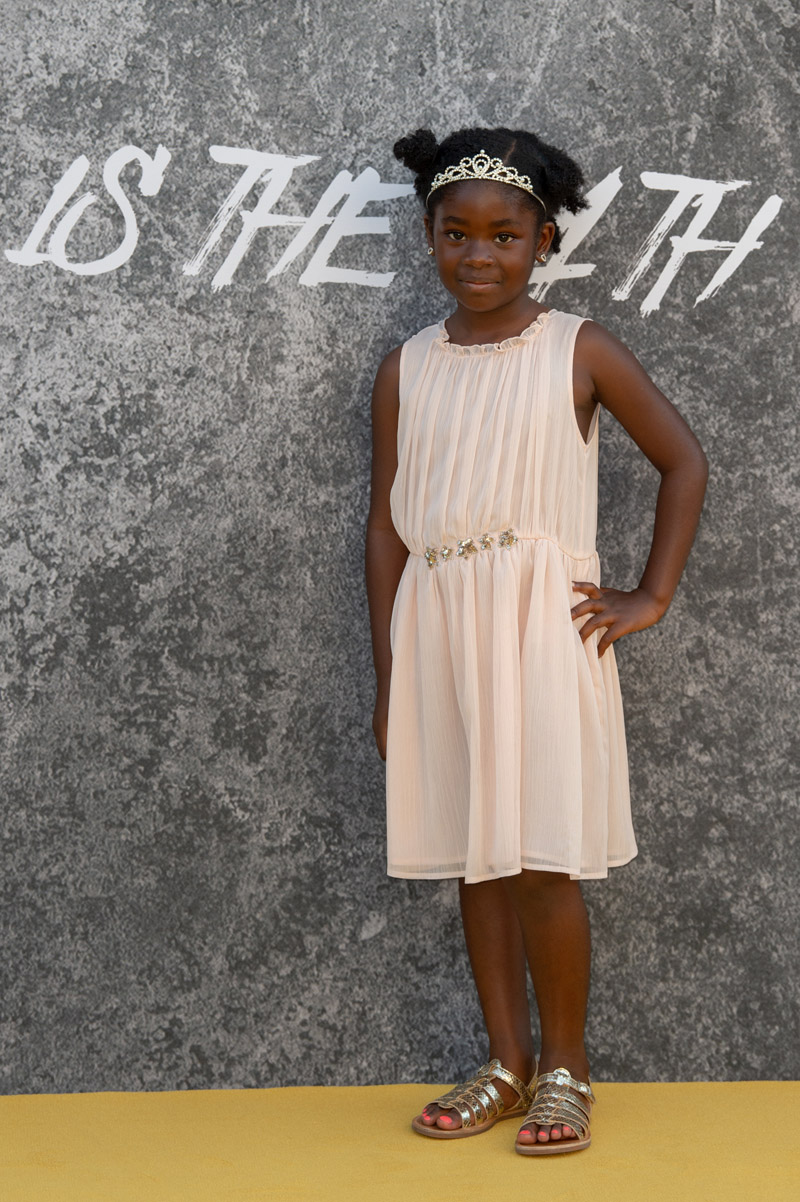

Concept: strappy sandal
[[411, 1056, 538, 1139], [514, 1065, 596, 1155]]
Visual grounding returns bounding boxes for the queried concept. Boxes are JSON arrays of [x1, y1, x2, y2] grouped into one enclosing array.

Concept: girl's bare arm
[[571, 321, 709, 657], [364, 346, 408, 758]]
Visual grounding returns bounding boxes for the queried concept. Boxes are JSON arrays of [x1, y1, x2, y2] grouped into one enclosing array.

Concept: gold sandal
[[412, 1056, 538, 1139], [515, 1065, 596, 1155]]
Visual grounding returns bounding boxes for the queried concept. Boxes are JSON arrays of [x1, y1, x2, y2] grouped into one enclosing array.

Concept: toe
[[436, 1111, 461, 1130], [516, 1122, 537, 1144]]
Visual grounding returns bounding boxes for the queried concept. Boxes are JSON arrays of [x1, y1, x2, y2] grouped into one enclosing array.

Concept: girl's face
[[424, 180, 554, 316]]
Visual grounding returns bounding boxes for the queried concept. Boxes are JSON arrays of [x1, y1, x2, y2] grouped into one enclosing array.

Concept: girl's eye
[[495, 233, 515, 244], [444, 230, 465, 241]]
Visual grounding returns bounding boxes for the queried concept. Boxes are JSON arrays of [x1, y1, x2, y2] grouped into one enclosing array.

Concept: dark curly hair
[[393, 125, 588, 256]]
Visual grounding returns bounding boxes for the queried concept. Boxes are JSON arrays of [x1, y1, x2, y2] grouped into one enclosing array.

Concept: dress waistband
[[410, 528, 597, 567]]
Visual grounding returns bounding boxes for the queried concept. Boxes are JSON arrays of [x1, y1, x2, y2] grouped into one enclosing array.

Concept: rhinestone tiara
[[426, 150, 546, 211]]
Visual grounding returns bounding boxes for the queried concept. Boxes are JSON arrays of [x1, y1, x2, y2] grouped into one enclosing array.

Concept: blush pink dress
[[385, 308, 637, 884]]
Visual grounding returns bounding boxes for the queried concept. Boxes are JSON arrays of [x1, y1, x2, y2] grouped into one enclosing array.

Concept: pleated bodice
[[390, 309, 599, 560]]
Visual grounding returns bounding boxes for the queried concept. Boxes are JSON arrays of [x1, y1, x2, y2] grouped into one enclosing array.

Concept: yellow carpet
[[2, 1081, 799, 1202]]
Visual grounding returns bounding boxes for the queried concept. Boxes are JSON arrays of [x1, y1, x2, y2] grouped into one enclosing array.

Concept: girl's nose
[[463, 244, 496, 266]]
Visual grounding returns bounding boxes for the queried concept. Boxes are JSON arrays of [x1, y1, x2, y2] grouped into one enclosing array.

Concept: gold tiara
[[426, 150, 546, 211]]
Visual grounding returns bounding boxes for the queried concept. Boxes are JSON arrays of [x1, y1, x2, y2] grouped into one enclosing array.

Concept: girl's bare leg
[[418, 877, 537, 1130], [503, 869, 591, 1145]]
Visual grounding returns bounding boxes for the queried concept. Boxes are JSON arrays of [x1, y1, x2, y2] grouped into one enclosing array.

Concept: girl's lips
[[461, 280, 497, 288]]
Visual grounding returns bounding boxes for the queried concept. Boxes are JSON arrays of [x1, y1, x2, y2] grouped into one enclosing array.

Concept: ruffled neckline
[[435, 308, 557, 355]]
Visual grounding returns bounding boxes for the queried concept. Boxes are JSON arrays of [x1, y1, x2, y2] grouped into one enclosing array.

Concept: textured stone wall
[[1, 0, 797, 1093]]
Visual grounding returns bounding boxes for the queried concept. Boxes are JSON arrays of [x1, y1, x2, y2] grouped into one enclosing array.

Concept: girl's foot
[[417, 1054, 537, 1132], [515, 1050, 590, 1145]]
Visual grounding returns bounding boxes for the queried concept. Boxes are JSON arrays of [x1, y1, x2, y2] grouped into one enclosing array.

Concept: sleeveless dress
[[385, 308, 638, 884]]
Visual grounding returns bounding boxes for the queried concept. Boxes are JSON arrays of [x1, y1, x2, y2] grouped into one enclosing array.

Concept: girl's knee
[[506, 868, 579, 896]]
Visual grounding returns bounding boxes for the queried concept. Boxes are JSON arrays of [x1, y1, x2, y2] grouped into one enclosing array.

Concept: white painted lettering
[[268, 168, 413, 287], [7, 146, 170, 275], [613, 172, 782, 314], [183, 147, 318, 290], [5, 145, 782, 309], [529, 169, 624, 300]]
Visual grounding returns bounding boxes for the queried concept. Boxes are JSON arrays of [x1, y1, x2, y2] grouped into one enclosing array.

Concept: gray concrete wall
[[1, 0, 797, 1093]]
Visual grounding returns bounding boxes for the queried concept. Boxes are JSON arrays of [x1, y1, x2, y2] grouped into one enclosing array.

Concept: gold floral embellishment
[[424, 529, 518, 567]]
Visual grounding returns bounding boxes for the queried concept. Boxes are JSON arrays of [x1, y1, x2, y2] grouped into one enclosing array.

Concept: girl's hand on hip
[[571, 582, 665, 658]]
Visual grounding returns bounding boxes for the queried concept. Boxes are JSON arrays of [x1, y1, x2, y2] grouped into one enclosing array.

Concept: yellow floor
[[2, 1081, 799, 1202]]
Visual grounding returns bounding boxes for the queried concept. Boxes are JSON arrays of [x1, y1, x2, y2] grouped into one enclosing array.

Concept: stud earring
[[427, 247, 434, 256], [539, 252, 548, 264]]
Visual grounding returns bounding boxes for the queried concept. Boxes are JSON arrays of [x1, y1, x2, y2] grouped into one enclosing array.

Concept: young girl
[[364, 126, 708, 1155]]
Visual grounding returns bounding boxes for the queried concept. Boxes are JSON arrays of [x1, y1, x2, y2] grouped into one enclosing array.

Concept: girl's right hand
[[372, 692, 389, 761]]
